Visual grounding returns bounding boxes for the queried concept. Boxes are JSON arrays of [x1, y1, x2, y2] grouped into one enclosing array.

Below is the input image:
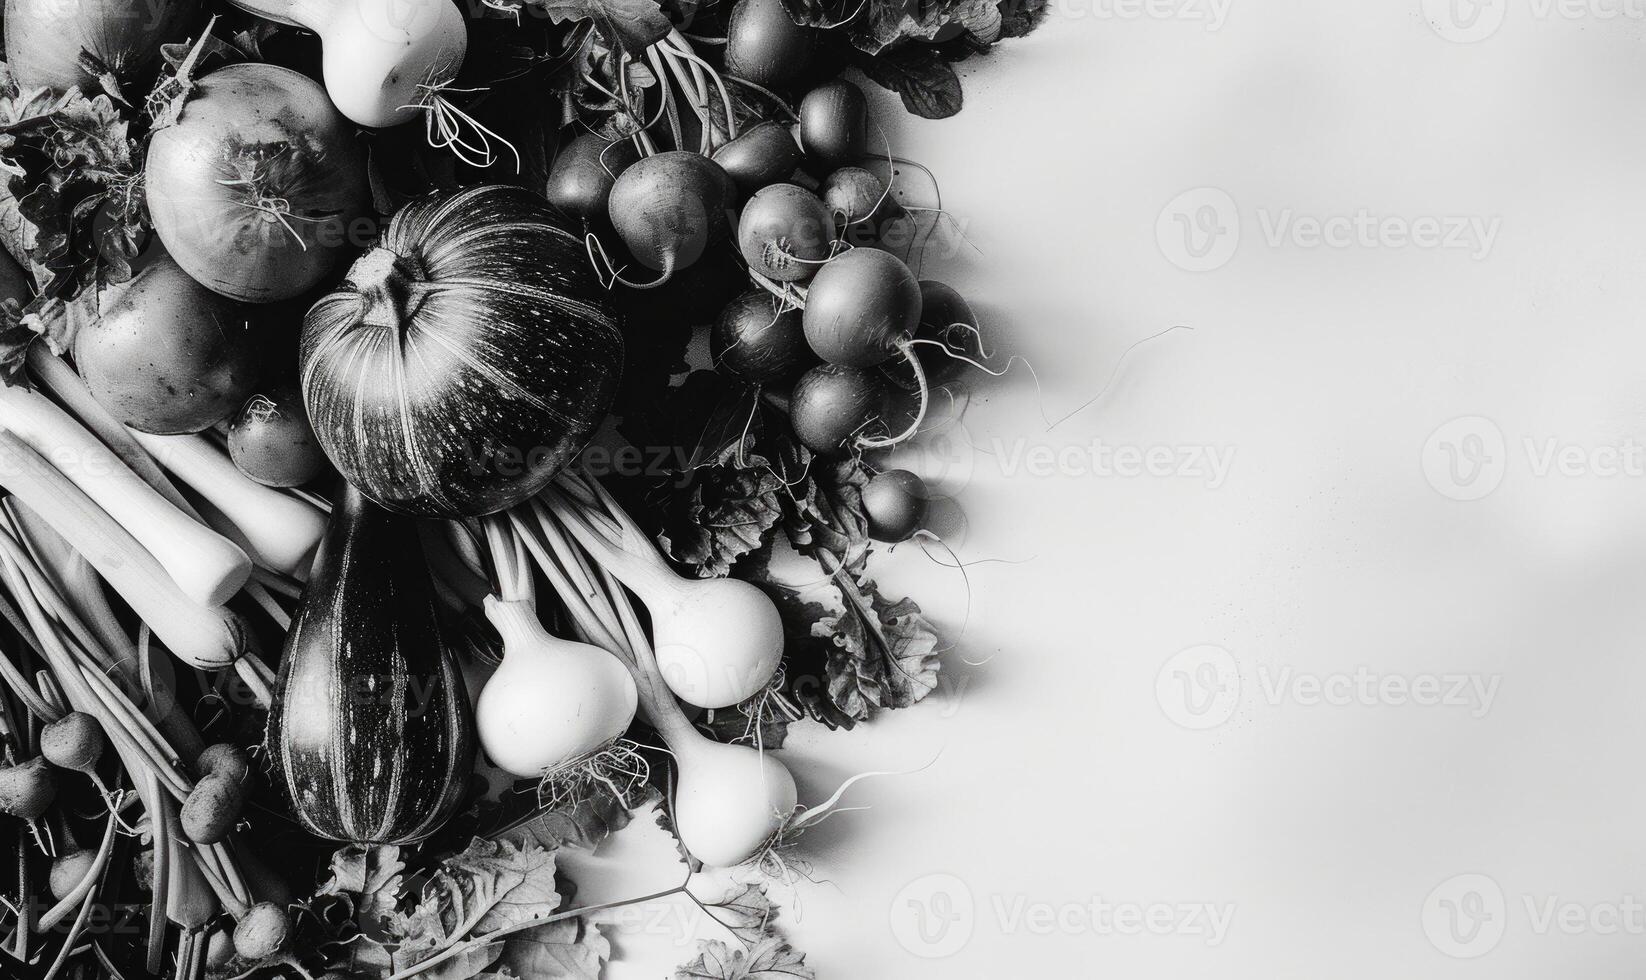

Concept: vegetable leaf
[[505, 0, 672, 54], [701, 882, 780, 947], [814, 573, 942, 721], [496, 918, 610, 978], [674, 937, 815, 980], [856, 46, 965, 119]]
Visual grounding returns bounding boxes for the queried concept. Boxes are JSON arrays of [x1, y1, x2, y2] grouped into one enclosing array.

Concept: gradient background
[[573, 1, 1646, 975]]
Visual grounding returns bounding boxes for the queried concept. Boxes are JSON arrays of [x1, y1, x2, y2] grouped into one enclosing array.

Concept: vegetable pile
[[0, 0, 1042, 975]]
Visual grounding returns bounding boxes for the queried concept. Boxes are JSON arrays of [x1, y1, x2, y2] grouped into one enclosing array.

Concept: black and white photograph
[[0, 0, 1621, 976]]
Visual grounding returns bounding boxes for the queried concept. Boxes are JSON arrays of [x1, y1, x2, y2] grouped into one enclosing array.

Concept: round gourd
[[300, 185, 624, 517]]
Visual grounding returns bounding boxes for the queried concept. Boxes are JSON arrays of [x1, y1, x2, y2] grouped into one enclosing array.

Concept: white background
[[578, 2, 1646, 976]]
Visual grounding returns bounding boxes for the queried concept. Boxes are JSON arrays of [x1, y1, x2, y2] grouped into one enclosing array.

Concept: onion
[[300, 185, 624, 517], [145, 63, 368, 303], [4, 0, 197, 94]]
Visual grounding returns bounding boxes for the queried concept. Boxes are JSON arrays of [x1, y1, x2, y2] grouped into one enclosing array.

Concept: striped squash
[[266, 483, 474, 843]]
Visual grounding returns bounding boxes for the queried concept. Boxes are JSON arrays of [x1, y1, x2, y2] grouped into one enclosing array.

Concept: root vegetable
[[725, 0, 816, 87], [39, 712, 103, 774], [711, 290, 814, 384], [737, 183, 835, 282], [799, 80, 869, 170], [862, 469, 928, 542], [713, 121, 804, 196], [607, 151, 734, 279], [227, 386, 330, 488], [788, 363, 887, 451], [546, 133, 639, 223], [0, 757, 55, 820], [48, 850, 96, 902]]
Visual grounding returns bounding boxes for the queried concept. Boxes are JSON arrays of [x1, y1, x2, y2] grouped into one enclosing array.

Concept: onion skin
[[301, 185, 623, 517], [145, 64, 367, 303], [267, 483, 474, 844], [5, 0, 198, 95], [77, 255, 259, 434], [725, 0, 816, 88]]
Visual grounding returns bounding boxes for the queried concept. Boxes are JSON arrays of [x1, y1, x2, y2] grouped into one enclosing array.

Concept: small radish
[[0, 757, 55, 820], [800, 80, 869, 170], [40, 712, 104, 775], [198, 743, 250, 785], [181, 774, 245, 845], [737, 184, 835, 282], [711, 290, 814, 384], [49, 850, 96, 901], [546, 133, 640, 224], [802, 248, 929, 447], [227, 387, 330, 488], [821, 166, 888, 226], [862, 470, 929, 542], [789, 363, 888, 452], [713, 121, 804, 196], [607, 151, 735, 283], [232, 900, 290, 960], [724, 0, 816, 87]]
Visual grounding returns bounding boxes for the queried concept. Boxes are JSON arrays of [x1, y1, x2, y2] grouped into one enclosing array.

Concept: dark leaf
[[856, 46, 964, 119]]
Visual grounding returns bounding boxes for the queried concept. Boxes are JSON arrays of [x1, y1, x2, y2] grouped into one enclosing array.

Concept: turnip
[[711, 289, 815, 384], [724, 0, 817, 87], [737, 183, 836, 282], [226, 0, 468, 130], [800, 80, 869, 170], [788, 363, 888, 452], [713, 121, 804, 196], [0, 757, 56, 821], [546, 133, 640, 224], [545, 479, 783, 710], [475, 517, 638, 783], [669, 735, 797, 868], [802, 248, 930, 447], [227, 386, 330, 488], [862, 469, 928, 542], [607, 151, 735, 284]]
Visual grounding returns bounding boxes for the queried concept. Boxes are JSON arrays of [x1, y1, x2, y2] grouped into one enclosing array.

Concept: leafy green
[[856, 46, 965, 119], [674, 937, 815, 980], [498, 0, 673, 54]]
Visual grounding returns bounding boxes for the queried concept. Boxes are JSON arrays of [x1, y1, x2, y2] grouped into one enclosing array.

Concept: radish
[[862, 469, 928, 542], [545, 479, 782, 710], [0, 757, 56, 821], [546, 133, 639, 223], [800, 80, 869, 170], [724, 0, 817, 87], [802, 248, 929, 447], [713, 121, 804, 196], [232, 901, 290, 960], [607, 151, 734, 283], [711, 289, 815, 384], [40, 712, 104, 775], [49, 850, 96, 902], [181, 744, 249, 844], [788, 363, 888, 452], [227, 386, 330, 489], [821, 166, 889, 225], [737, 183, 835, 282], [475, 517, 638, 782], [225, 0, 468, 130]]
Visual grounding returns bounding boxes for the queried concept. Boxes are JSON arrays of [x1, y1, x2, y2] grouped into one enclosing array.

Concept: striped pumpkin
[[266, 483, 474, 843]]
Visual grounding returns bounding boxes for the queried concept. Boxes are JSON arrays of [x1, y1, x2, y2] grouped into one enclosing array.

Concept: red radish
[[713, 121, 804, 196], [607, 151, 734, 282], [789, 363, 886, 451], [232, 901, 289, 960], [821, 166, 888, 225], [911, 279, 984, 386], [546, 133, 640, 223], [800, 80, 869, 170], [803, 249, 922, 366], [227, 386, 330, 488], [145, 63, 368, 303], [863, 469, 929, 542], [737, 183, 835, 282], [49, 850, 96, 901], [40, 712, 104, 774], [724, 0, 816, 87], [0, 757, 56, 820], [711, 290, 814, 384]]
